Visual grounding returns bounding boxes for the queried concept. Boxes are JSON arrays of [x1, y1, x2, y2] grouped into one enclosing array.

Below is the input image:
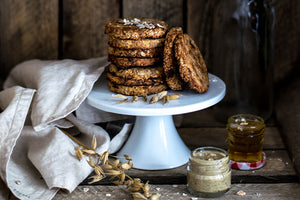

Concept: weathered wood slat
[[80, 149, 296, 185], [122, 0, 184, 28], [52, 183, 300, 200], [275, 75, 300, 178], [179, 127, 285, 150], [187, 0, 300, 83], [62, 0, 120, 59], [180, 107, 276, 128], [187, 0, 216, 68], [272, 0, 300, 82], [0, 0, 58, 79]]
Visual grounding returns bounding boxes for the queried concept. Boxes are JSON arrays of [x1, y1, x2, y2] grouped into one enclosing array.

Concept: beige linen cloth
[[0, 57, 132, 200]]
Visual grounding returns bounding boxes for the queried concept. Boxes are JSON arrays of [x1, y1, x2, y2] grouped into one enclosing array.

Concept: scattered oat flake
[[106, 193, 111, 197], [112, 94, 127, 99], [83, 188, 89, 192], [155, 187, 161, 191], [15, 181, 21, 185], [210, 77, 218, 82], [256, 192, 261, 197], [182, 193, 188, 196], [236, 190, 246, 196], [172, 185, 178, 187], [191, 197, 198, 200]]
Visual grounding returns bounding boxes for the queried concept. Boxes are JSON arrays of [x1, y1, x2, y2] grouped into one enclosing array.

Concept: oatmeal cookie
[[107, 72, 164, 86], [108, 46, 163, 58], [107, 80, 168, 96], [108, 55, 162, 68], [108, 64, 164, 79], [174, 33, 209, 93], [105, 17, 168, 40], [163, 27, 185, 90], [108, 37, 164, 49]]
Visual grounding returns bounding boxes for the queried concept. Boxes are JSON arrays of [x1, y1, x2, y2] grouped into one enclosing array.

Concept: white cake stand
[[87, 73, 225, 170]]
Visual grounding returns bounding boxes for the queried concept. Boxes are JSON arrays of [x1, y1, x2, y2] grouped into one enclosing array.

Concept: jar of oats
[[187, 147, 231, 198]]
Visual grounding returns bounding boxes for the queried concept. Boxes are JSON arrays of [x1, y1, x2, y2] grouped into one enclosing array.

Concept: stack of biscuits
[[105, 17, 209, 96], [105, 18, 169, 96]]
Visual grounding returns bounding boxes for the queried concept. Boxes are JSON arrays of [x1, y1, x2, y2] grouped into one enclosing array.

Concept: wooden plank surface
[[0, 0, 58, 79], [117, 150, 297, 184], [62, 0, 120, 59], [122, 0, 184, 28], [77, 127, 297, 185], [52, 183, 300, 200]]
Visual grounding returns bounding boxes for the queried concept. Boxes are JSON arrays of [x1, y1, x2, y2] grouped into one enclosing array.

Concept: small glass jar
[[187, 147, 231, 198], [227, 114, 266, 163]]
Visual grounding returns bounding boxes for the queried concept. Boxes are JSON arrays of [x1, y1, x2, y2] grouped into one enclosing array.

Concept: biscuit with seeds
[[108, 55, 162, 68], [108, 46, 163, 58], [108, 64, 164, 79], [108, 37, 164, 49], [107, 72, 164, 86], [107, 80, 168, 96], [163, 27, 185, 90], [105, 17, 168, 40], [174, 33, 209, 93]]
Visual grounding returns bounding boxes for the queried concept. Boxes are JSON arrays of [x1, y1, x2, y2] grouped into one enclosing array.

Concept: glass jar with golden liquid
[[227, 114, 265, 163]]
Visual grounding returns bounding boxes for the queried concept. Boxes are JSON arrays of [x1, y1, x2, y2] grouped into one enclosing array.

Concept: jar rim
[[227, 114, 265, 124], [191, 146, 228, 163]]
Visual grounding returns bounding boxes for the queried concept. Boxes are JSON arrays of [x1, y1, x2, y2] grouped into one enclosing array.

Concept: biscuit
[[108, 46, 163, 58], [108, 64, 164, 79], [107, 80, 168, 96], [105, 17, 168, 40], [107, 72, 164, 86], [163, 27, 185, 90], [108, 37, 164, 49], [174, 33, 209, 93], [108, 55, 162, 68]]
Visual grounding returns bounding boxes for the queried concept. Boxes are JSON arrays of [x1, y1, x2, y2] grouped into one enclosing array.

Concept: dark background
[[0, 0, 298, 85]]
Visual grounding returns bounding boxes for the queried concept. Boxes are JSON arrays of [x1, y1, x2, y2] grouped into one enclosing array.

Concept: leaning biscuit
[[163, 27, 185, 90], [105, 17, 168, 40], [108, 37, 164, 49], [108, 55, 162, 68], [108, 46, 163, 58], [107, 80, 168, 96], [107, 72, 164, 86], [108, 64, 165, 79], [174, 33, 209, 93]]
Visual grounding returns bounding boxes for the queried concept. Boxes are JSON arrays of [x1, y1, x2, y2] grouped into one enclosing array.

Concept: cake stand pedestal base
[[117, 115, 190, 170]]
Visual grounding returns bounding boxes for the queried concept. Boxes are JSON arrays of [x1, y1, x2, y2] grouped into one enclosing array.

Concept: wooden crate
[[0, 0, 299, 84], [1, 1, 299, 199]]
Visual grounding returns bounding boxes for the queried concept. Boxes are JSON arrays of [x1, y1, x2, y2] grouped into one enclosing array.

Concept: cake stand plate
[[87, 73, 225, 170]]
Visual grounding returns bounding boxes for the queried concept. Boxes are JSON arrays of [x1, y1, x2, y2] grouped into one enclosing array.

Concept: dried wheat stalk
[[61, 129, 160, 200]]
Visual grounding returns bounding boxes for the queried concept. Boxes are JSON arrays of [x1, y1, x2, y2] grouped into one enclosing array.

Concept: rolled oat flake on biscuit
[[105, 17, 168, 40]]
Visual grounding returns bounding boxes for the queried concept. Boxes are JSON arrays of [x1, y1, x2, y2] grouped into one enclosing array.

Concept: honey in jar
[[226, 114, 265, 163]]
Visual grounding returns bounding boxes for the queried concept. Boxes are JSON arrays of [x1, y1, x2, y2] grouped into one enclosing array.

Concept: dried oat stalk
[[62, 130, 160, 200], [112, 92, 181, 105]]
